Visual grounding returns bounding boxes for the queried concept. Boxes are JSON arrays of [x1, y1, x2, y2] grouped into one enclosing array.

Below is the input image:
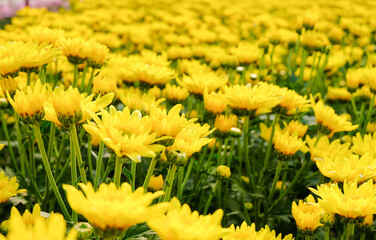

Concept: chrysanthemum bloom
[[328, 26, 344, 45], [119, 89, 165, 114], [0, 172, 25, 204], [84, 41, 109, 69], [269, 85, 310, 115], [44, 86, 114, 128], [352, 132, 376, 156], [167, 123, 214, 163], [28, 27, 65, 46], [346, 68, 365, 91], [273, 130, 307, 159], [216, 165, 231, 179], [310, 180, 376, 220], [292, 195, 323, 233], [0, 212, 77, 240], [177, 72, 228, 96], [59, 37, 88, 64], [83, 106, 165, 161], [162, 83, 189, 102], [204, 88, 227, 115], [0, 42, 25, 78], [147, 197, 228, 240], [283, 120, 308, 138], [19, 42, 61, 73], [129, 62, 177, 87], [1, 204, 46, 231], [223, 83, 281, 117], [149, 104, 194, 139], [300, 30, 327, 52], [148, 175, 164, 191], [0, 76, 18, 96], [361, 67, 376, 92], [316, 152, 376, 183], [229, 43, 260, 64], [6, 80, 46, 124], [306, 135, 352, 162], [91, 73, 117, 95], [223, 221, 294, 240], [64, 182, 169, 238], [214, 115, 238, 138], [311, 98, 358, 134], [326, 87, 352, 101]]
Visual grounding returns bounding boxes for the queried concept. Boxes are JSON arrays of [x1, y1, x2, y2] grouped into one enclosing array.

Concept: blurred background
[[0, 0, 69, 18]]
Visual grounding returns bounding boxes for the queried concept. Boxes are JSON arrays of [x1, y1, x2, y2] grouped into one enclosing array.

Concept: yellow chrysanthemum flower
[[149, 104, 195, 138], [311, 98, 358, 134], [162, 83, 189, 102], [316, 152, 376, 183], [148, 175, 164, 192], [119, 88, 165, 114], [273, 130, 307, 157], [0, 172, 25, 204], [326, 87, 351, 101], [204, 88, 227, 115], [223, 221, 294, 240], [352, 132, 376, 156], [215, 115, 238, 134], [92, 72, 117, 95], [59, 37, 88, 64], [223, 83, 281, 116], [84, 40, 109, 68], [83, 106, 165, 161], [44, 86, 114, 127], [147, 197, 228, 240], [28, 26, 65, 45], [0, 42, 25, 77], [1, 204, 45, 231], [0, 212, 76, 240], [306, 135, 352, 162], [64, 182, 169, 235], [310, 180, 376, 219], [168, 123, 214, 159], [283, 120, 308, 138], [269, 85, 310, 115], [19, 42, 61, 71], [177, 73, 228, 96], [129, 62, 176, 86], [292, 195, 323, 232], [6, 80, 46, 123]]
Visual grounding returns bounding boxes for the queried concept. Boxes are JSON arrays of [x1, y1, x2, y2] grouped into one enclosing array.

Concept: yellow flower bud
[[215, 165, 231, 179]]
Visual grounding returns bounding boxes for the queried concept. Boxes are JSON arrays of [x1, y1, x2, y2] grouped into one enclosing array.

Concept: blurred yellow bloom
[[92, 73, 117, 95], [223, 221, 294, 240], [306, 135, 352, 162], [149, 104, 194, 138], [270, 85, 310, 115], [6, 80, 46, 123], [84, 41, 109, 68], [311, 98, 358, 134], [119, 89, 165, 114], [224, 83, 281, 116], [28, 26, 65, 45], [148, 175, 164, 191], [204, 88, 227, 115], [292, 195, 322, 231], [1, 204, 45, 231], [64, 182, 169, 232], [216, 165, 231, 179], [0, 172, 25, 204], [215, 115, 238, 134], [283, 120, 308, 138], [162, 83, 189, 102], [310, 180, 376, 219], [327, 87, 352, 101], [273, 130, 307, 157], [177, 73, 228, 96], [316, 152, 376, 183], [0, 211, 76, 240], [147, 197, 227, 240], [45, 86, 114, 127], [59, 37, 88, 64], [352, 132, 376, 156]]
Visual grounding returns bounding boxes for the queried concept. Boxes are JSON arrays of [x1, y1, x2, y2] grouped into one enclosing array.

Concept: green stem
[[33, 124, 71, 221], [203, 180, 220, 215], [69, 127, 77, 222], [351, 96, 358, 123], [85, 67, 96, 93], [362, 94, 375, 135], [70, 125, 87, 184], [298, 50, 308, 87], [265, 160, 283, 207], [360, 232, 365, 240], [79, 62, 88, 92], [163, 164, 178, 202], [1, 111, 18, 172], [304, 236, 311, 240], [87, 138, 94, 182], [27, 71, 31, 86], [28, 136, 35, 178], [114, 157, 123, 187], [216, 138, 223, 166], [181, 158, 194, 191], [72, 64, 78, 88], [94, 142, 104, 190], [131, 161, 136, 191], [263, 113, 279, 169], [47, 124, 56, 161], [346, 223, 355, 240], [142, 156, 157, 191], [177, 167, 184, 199], [243, 115, 255, 191], [14, 113, 26, 175], [325, 227, 331, 240]]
